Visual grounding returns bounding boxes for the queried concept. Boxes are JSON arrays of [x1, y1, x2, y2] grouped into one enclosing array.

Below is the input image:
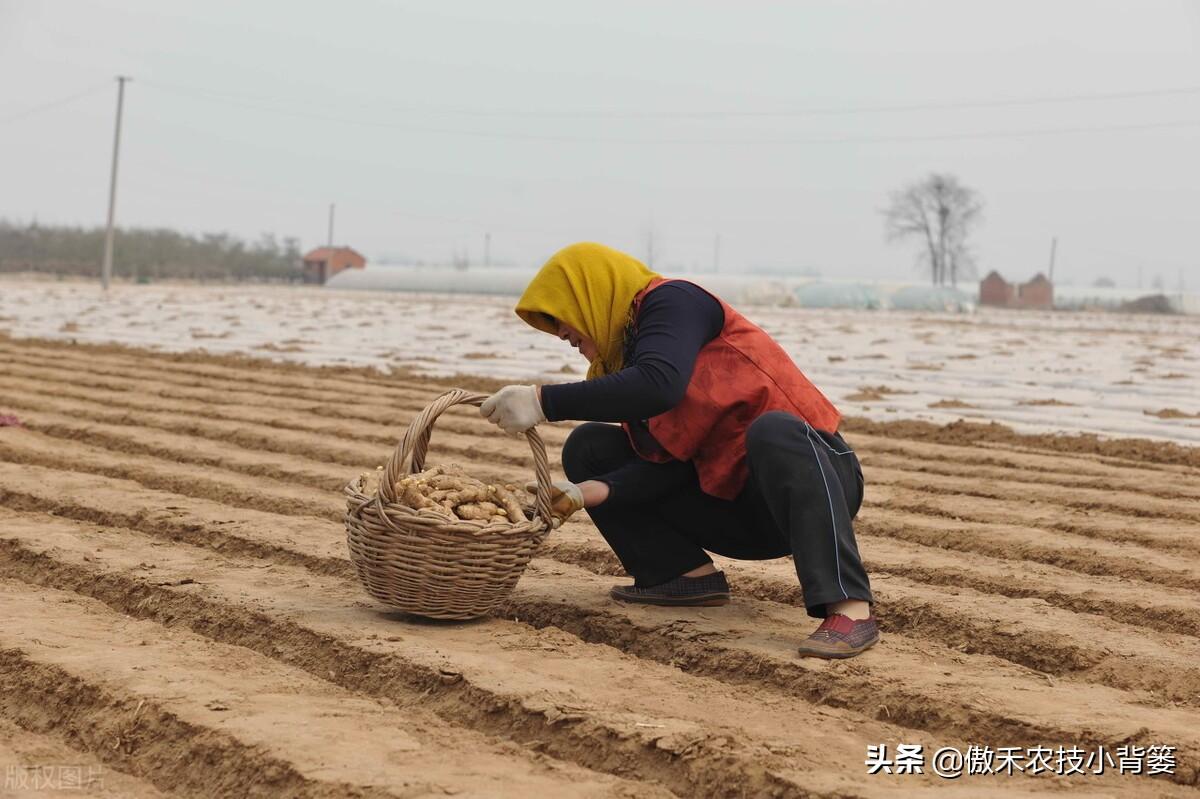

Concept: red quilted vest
[[621, 278, 841, 500]]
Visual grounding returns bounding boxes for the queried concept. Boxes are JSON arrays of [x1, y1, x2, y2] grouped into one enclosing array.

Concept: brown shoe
[[796, 614, 880, 659], [610, 572, 730, 607]]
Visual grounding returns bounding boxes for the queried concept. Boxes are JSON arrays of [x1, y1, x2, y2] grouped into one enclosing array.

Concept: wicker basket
[[343, 389, 555, 620]]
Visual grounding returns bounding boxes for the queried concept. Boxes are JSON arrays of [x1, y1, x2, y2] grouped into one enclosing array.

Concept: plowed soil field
[[2, 334, 1199, 797]]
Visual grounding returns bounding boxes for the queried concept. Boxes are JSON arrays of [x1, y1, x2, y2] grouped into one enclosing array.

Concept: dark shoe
[[610, 571, 730, 607], [796, 614, 880, 659]]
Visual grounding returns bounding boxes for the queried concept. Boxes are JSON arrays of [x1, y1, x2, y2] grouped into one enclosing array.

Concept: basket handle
[[378, 388, 554, 527]]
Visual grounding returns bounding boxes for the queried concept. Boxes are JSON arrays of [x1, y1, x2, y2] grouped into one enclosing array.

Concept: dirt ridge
[[5, 333, 1198, 466], [0, 524, 870, 798], [4, 473, 1199, 767], [0, 648, 397, 799], [2, 335, 1199, 796], [4, 513, 1197, 790]]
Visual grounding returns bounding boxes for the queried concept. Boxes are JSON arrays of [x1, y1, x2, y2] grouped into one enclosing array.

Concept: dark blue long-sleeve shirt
[[539, 282, 724, 503], [540, 282, 723, 422]]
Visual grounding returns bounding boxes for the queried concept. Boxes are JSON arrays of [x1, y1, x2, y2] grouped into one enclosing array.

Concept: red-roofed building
[[1016, 273, 1053, 310], [302, 246, 366, 284], [979, 271, 1015, 307], [979, 270, 1054, 310]]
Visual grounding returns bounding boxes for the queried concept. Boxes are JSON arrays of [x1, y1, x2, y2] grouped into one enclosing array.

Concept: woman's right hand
[[525, 479, 598, 519]]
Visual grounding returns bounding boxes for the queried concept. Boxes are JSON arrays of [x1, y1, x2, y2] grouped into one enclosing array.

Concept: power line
[[539, 84, 1200, 119], [140, 78, 1200, 119], [137, 81, 596, 142], [782, 118, 1200, 145], [7, 77, 1200, 143], [0, 81, 112, 124], [138, 81, 1200, 144], [518, 84, 1200, 119]]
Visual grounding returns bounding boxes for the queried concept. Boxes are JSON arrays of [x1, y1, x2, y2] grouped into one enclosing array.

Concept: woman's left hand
[[480, 385, 546, 434]]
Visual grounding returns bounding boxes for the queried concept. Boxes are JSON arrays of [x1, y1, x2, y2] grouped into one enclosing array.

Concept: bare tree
[[884, 173, 983, 287]]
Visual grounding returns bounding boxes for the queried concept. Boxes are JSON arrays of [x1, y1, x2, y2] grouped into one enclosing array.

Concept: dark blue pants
[[562, 411, 873, 618]]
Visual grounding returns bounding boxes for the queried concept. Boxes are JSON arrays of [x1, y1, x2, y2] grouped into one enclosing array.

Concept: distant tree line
[[0, 220, 303, 282]]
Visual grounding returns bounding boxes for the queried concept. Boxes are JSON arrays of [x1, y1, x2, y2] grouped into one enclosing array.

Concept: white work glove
[[525, 480, 585, 521], [480, 385, 546, 434]]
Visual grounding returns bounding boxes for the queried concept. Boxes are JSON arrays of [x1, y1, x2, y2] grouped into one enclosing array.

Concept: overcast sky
[[2, 0, 1198, 287]]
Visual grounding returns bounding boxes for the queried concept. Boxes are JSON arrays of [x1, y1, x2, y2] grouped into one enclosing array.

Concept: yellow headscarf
[[516, 242, 661, 379]]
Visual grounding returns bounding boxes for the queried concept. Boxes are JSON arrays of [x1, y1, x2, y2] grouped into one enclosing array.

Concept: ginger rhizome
[[358, 463, 529, 524]]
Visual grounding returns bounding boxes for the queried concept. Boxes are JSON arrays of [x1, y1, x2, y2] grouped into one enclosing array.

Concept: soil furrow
[[15, 348, 1191, 503], [0, 716, 168, 798], [502, 580, 1200, 788], [16, 377, 1196, 554], [0, 355, 544, 447], [0, 380, 551, 473], [851, 434, 1200, 501], [11, 359, 1200, 507], [8, 455, 1197, 691], [0, 427, 341, 522], [0, 511, 950, 798], [7, 411, 1198, 605], [6, 382, 1198, 564], [0, 648, 390, 799], [15, 344, 1200, 501], [4, 422, 1195, 686], [0, 578, 630, 798], [838, 537, 1200, 638], [869, 485, 1198, 557], [4, 334, 1200, 796], [7, 335, 1198, 471], [6, 452, 1196, 657], [843, 415, 1200, 471], [539, 526, 1200, 643], [10, 408, 365, 492], [856, 512, 1200, 594], [0, 516, 1186, 797], [866, 459, 1200, 525], [3, 470, 1198, 786], [0, 345, 497, 424], [536, 533, 1200, 704], [0, 337, 468, 400]]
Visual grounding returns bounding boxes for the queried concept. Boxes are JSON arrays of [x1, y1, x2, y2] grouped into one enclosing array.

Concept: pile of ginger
[[360, 463, 528, 525]]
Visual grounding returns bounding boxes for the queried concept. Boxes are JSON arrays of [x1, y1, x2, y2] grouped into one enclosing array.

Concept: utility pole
[[1047, 236, 1057, 282], [317, 203, 337, 284], [100, 76, 131, 291]]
